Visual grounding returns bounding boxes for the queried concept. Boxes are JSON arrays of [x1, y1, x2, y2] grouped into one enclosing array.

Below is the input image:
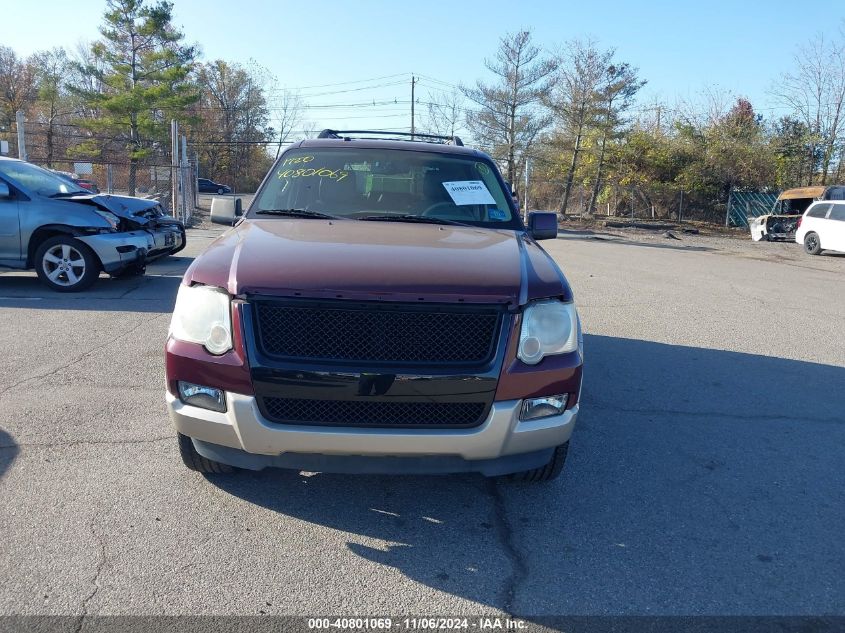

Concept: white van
[[796, 201, 845, 255]]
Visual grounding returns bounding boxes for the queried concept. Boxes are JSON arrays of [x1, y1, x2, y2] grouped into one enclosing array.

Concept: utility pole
[[181, 135, 189, 222], [194, 150, 200, 203], [15, 111, 27, 161], [171, 119, 179, 217], [410, 75, 416, 140], [524, 158, 530, 215]]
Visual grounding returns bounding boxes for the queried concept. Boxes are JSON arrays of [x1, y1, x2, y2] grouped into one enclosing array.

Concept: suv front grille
[[260, 397, 488, 429], [253, 301, 501, 365]]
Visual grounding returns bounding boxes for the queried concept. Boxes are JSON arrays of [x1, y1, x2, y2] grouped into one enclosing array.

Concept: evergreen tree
[[73, 0, 197, 195], [461, 31, 556, 186]]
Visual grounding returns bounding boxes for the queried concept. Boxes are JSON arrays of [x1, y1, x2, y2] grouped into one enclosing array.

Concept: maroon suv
[[166, 131, 583, 482]]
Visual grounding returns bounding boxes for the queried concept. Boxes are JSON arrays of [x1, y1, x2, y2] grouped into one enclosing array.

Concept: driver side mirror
[[0, 182, 10, 199], [527, 211, 558, 240], [211, 196, 243, 226]]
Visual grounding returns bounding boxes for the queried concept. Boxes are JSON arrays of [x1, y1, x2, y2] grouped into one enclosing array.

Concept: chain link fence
[[725, 191, 779, 228], [36, 159, 197, 223], [530, 182, 709, 223], [528, 180, 784, 226]]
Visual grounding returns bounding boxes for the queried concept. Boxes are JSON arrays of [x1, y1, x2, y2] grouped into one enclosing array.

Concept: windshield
[[250, 147, 520, 228], [0, 160, 87, 197]]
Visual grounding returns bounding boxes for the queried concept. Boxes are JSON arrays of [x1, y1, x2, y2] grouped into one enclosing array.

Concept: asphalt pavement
[[0, 225, 843, 619]]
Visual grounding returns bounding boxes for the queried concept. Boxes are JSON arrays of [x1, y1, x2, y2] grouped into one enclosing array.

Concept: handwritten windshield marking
[[277, 167, 349, 182]]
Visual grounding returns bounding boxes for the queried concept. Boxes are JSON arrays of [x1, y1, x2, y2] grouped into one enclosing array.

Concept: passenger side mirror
[[0, 182, 10, 199], [211, 196, 243, 226], [527, 211, 558, 240]]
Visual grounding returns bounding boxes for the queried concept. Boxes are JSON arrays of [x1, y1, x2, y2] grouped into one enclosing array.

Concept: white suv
[[796, 200, 845, 255]]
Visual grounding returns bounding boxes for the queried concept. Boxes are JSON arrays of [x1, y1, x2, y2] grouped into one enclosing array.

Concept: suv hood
[[186, 219, 571, 305]]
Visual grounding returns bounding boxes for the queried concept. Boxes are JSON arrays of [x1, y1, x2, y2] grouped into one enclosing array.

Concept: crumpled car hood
[[63, 193, 166, 225]]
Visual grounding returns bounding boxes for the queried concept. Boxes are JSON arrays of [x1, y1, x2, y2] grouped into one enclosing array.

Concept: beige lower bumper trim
[[167, 392, 578, 461]]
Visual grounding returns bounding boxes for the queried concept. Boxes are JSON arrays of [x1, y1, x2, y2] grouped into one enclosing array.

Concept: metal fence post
[[171, 119, 179, 217], [679, 190, 683, 223], [15, 111, 26, 161], [725, 187, 733, 227]]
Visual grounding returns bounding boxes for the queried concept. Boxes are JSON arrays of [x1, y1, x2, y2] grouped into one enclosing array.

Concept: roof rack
[[317, 129, 464, 147]]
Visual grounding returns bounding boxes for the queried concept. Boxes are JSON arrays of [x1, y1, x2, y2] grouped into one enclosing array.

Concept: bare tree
[[461, 30, 556, 184], [65, 41, 107, 126], [674, 85, 736, 130], [421, 89, 465, 139], [192, 60, 271, 189], [772, 31, 845, 185], [30, 48, 73, 167], [269, 88, 303, 158], [546, 39, 612, 215], [0, 46, 36, 151], [300, 121, 318, 139]]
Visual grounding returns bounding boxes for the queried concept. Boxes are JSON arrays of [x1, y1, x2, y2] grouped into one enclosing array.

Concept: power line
[[266, 80, 408, 98], [415, 74, 461, 90], [268, 73, 411, 92]]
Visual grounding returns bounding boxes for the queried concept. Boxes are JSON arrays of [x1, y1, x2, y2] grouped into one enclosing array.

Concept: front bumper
[[167, 392, 578, 475], [147, 224, 185, 258], [77, 231, 154, 273]]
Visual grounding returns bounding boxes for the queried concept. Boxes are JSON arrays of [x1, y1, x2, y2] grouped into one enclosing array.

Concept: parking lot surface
[[1, 226, 843, 617]]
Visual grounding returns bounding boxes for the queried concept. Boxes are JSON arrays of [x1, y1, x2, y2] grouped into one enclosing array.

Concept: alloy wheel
[[42, 244, 86, 287]]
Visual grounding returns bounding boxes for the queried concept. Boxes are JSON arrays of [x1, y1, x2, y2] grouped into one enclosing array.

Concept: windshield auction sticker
[[442, 181, 496, 206]]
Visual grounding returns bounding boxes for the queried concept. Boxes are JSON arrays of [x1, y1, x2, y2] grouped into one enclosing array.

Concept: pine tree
[[461, 31, 556, 186], [73, 0, 197, 195]]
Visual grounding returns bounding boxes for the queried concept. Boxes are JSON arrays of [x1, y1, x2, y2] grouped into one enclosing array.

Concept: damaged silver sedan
[[0, 157, 185, 292]]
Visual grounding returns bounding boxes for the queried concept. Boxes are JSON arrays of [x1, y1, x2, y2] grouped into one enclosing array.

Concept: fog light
[[178, 381, 226, 412], [520, 394, 568, 421]]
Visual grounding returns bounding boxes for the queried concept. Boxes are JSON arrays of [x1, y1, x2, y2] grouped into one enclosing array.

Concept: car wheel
[[217, 187, 224, 195], [804, 232, 822, 255], [34, 236, 100, 292], [504, 442, 569, 483], [177, 433, 235, 474]]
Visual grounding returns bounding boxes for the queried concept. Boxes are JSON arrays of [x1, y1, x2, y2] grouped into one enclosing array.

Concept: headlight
[[517, 300, 578, 365], [169, 285, 233, 355], [94, 210, 120, 230]]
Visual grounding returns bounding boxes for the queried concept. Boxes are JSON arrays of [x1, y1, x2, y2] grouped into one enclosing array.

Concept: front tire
[[505, 442, 569, 483], [804, 232, 822, 255], [177, 433, 235, 474], [217, 187, 224, 195], [34, 235, 100, 292]]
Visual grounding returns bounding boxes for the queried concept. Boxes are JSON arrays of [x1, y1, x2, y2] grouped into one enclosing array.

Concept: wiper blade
[[357, 214, 471, 227], [49, 191, 88, 198], [255, 208, 342, 219]]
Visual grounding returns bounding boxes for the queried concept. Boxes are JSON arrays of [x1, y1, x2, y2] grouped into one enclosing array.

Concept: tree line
[[1, 1, 844, 222], [429, 27, 845, 221], [0, 0, 298, 194]]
